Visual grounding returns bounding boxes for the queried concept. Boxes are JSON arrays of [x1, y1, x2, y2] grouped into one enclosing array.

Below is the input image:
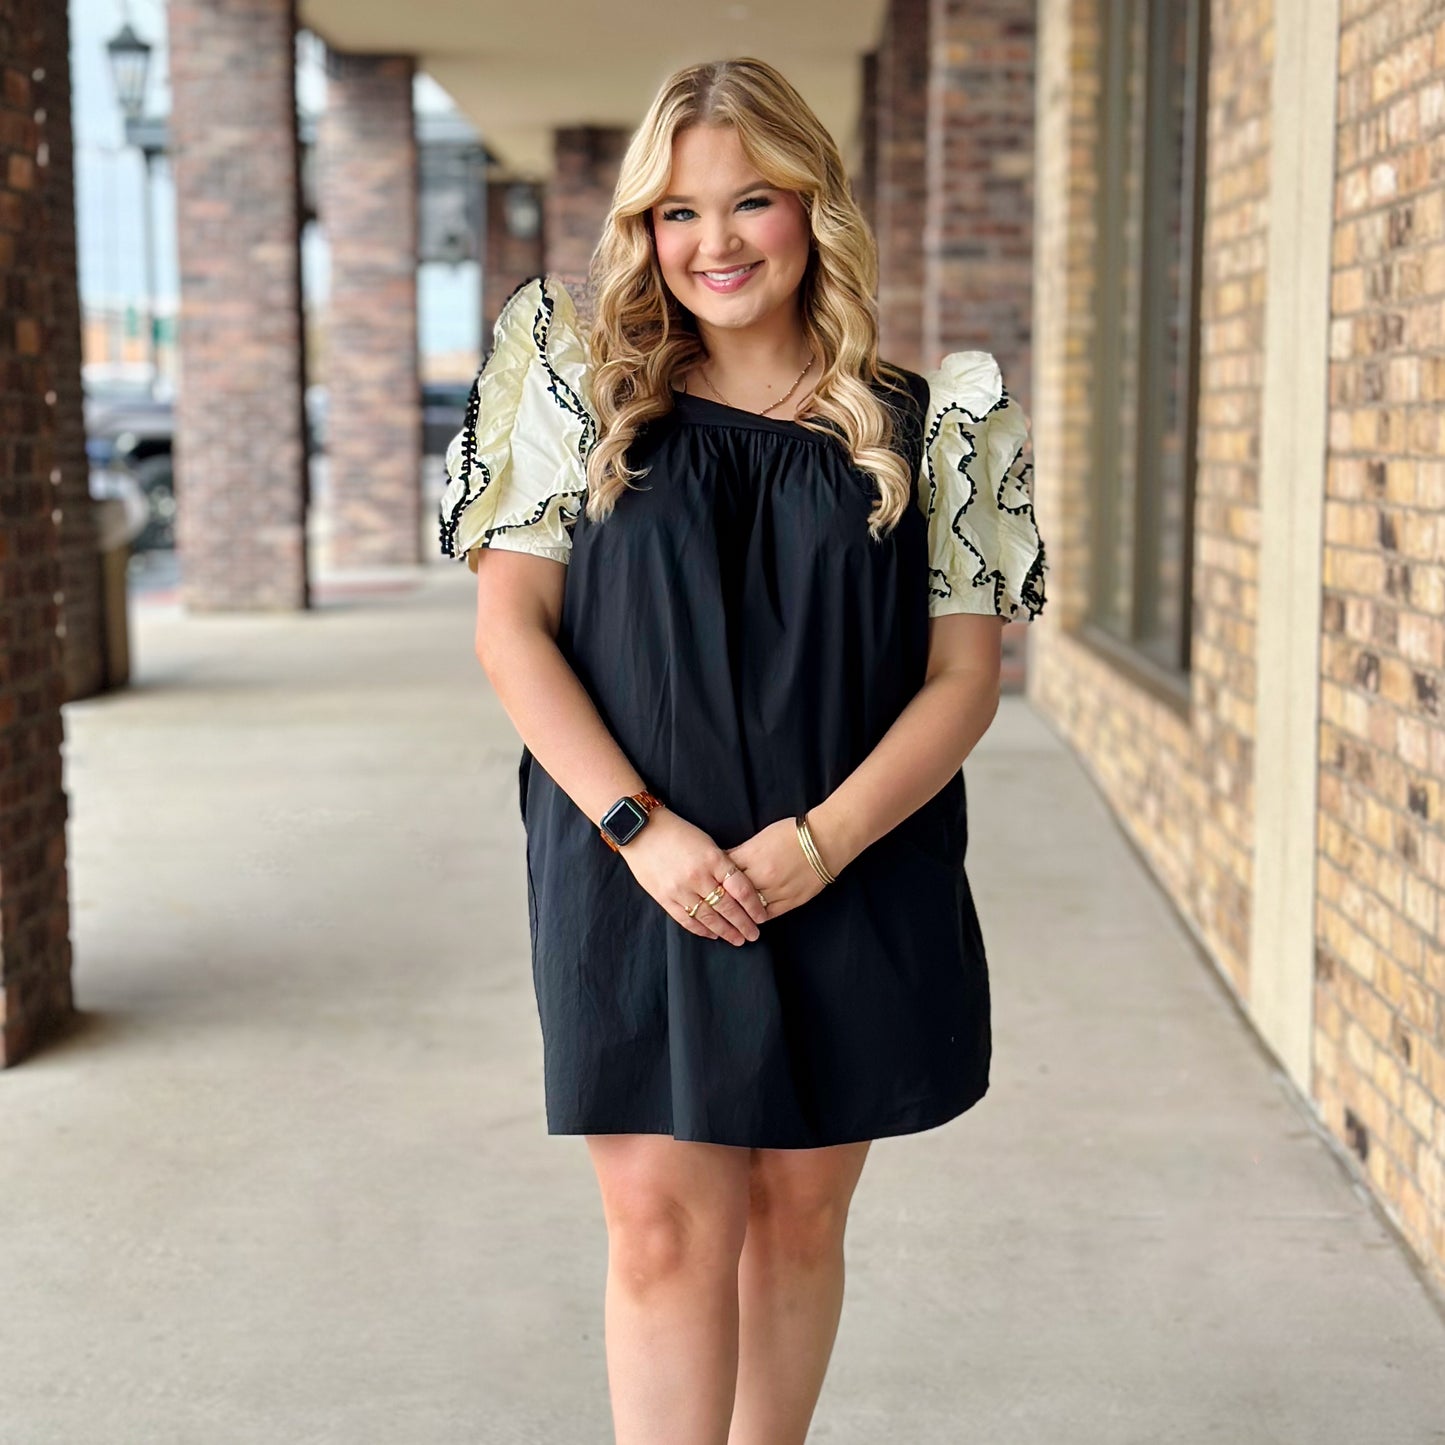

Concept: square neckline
[[667, 373, 926, 454], [668, 385, 819, 438]]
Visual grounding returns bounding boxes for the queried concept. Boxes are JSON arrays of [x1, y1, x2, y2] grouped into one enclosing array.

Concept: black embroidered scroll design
[[920, 386, 1047, 621]]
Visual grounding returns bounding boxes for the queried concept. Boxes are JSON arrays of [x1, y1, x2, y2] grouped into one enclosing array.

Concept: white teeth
[[703, 264, 756, 280]]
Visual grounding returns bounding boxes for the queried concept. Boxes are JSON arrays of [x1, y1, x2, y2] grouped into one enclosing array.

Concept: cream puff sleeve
[[918, 351, 1048, 621], [438, 274, 596, 573]]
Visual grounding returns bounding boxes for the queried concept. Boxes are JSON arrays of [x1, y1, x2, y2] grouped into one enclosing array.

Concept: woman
[[440, 55, 1046, 1445]]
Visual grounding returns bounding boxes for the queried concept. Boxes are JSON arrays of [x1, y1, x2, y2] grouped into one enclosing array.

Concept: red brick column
[[876, 0, 930, 372], [0, 0, 76, 1065], [545, 126, 628, 280], [38, 4, 103, 701], [318, 51, 420, 568], [925, 0, 1036, 406], [169, 0, 310, 610], [484, 179, 545, 339]]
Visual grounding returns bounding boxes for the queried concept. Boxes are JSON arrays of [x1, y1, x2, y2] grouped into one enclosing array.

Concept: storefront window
[[1090, 0, 1208, 677]]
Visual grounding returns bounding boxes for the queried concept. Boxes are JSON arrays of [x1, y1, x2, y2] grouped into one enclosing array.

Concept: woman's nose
[[698, 219, 743, 261]]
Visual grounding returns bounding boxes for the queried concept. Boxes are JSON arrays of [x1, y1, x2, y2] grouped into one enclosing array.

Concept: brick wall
[[545, 126, 627, 281], [876, 0, 929, 371], [1030, 0, 1269, 1000], [1033, 0, 1445, 1287], [1314, 0, 1445, 1279], [169, 0, 310, 610], [38, 4, 103, 700], [1031, 0, 1098, 650], [317, 51, 420, 568], [0, 0, 75, 1065], [1178, 0, 1271, 986], [925, 0, 1036, 411], [484, 179, 545, 340]]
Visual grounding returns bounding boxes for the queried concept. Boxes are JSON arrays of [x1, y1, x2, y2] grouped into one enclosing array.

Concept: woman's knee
[[588, 1136, 750, 1295], [607, 1191, 744, 1294], [744, 1145, 870, 1268], [746, 1185, 847, 1268]]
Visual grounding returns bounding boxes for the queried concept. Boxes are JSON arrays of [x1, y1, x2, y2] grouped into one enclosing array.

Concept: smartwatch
[[599, 790, 666, 852]]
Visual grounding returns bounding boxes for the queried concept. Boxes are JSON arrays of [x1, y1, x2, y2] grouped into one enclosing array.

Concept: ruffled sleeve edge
[[437, 273, 594, 572], [919, 351, 1049, 623]]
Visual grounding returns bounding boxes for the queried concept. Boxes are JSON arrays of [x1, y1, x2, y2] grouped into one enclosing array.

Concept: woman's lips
[[695, 260, 763, 293]]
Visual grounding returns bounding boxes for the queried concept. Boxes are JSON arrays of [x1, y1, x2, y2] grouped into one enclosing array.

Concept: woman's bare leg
[[726, 1140, 872, 1445], [585, 1133, 753, 1445]]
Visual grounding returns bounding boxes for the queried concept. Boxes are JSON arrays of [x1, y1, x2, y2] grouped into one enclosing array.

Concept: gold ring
[[722, 865, 739, 881], [703, 884, 726, 907], [758, 892, 769, 908], [686, 898, 704, 918]]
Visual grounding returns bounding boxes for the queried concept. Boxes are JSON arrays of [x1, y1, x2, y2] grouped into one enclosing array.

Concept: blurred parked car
[[82, 374, 467, 553], [84, 374, 176, 553]]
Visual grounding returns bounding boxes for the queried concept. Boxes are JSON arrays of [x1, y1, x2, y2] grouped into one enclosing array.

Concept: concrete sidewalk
[[2, 560, 1443, 1444]]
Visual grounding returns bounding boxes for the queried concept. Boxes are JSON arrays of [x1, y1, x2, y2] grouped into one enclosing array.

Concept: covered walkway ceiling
[[300, 0, 886, 180]]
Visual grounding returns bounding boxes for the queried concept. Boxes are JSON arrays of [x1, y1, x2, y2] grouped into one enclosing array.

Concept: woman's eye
[[660, 197, 771, 223]]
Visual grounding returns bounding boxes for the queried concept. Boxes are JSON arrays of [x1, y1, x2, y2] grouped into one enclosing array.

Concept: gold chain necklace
[[696, 351, 817, 417]]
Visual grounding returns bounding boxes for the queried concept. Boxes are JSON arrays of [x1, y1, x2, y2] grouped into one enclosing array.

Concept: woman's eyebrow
[[657, 182, 774, 204]]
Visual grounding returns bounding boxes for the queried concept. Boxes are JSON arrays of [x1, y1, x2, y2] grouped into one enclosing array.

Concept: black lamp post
[[503, 182, 542, 241], [105, 21, 151, 120], [105, 20, 162, 396]]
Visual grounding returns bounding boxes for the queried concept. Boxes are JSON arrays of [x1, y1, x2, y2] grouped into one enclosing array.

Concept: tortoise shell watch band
[[599, 790, 666, 852]]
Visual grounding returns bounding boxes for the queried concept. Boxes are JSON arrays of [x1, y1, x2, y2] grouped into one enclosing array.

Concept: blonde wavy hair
[[581, 57, 916, 540]]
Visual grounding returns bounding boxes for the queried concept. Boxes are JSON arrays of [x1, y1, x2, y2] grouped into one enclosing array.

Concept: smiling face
[[649, 124, 813, 335]]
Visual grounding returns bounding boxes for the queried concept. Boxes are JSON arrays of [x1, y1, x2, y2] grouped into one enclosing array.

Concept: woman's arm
[[473, 549, 650, 827], [805, 613, 1005, 875], [473, 548, 766, 944]]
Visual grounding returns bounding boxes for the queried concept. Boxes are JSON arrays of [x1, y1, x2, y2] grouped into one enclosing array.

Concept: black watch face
[[602, 797, 647, 846]]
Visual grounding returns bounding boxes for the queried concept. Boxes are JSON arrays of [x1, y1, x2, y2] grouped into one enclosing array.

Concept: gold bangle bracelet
[[795, 813, 837, 885]]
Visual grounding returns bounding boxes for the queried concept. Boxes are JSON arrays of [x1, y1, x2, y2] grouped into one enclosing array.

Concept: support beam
[[1249, 0, 1341, 1090], [40, 2, 104, 700], [0, 0, 77, 1065], [170, 0, 310, 610], [876, 0, 929, 371], [484, 179, 546, 339], [545, 126, 628, 281], [856, 48, 880, 234], [318, 50, 421, 568], [924, 0, 1036, 401]]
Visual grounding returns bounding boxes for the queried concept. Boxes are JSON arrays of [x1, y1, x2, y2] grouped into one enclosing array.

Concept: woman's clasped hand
[[617, 809, 844, 944]]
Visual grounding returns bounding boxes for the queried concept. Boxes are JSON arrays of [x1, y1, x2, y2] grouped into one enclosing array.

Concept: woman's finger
[[710, 890, 759, 942], [698, 898, 748, 945], [668, 900, 713, 938], [685, 877, 749, 945], [721, 865, 769, 925], [655, 882, 745, 942]]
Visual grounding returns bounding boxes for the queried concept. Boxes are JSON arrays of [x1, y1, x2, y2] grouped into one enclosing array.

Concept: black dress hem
[[542, 1077, 990, 1151]]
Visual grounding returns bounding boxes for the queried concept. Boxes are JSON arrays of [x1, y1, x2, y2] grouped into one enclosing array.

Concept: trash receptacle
[[93, 496, 132, 689]]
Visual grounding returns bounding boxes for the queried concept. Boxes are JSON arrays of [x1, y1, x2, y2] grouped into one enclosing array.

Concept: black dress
[[439, 275, 1048, 1150]]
